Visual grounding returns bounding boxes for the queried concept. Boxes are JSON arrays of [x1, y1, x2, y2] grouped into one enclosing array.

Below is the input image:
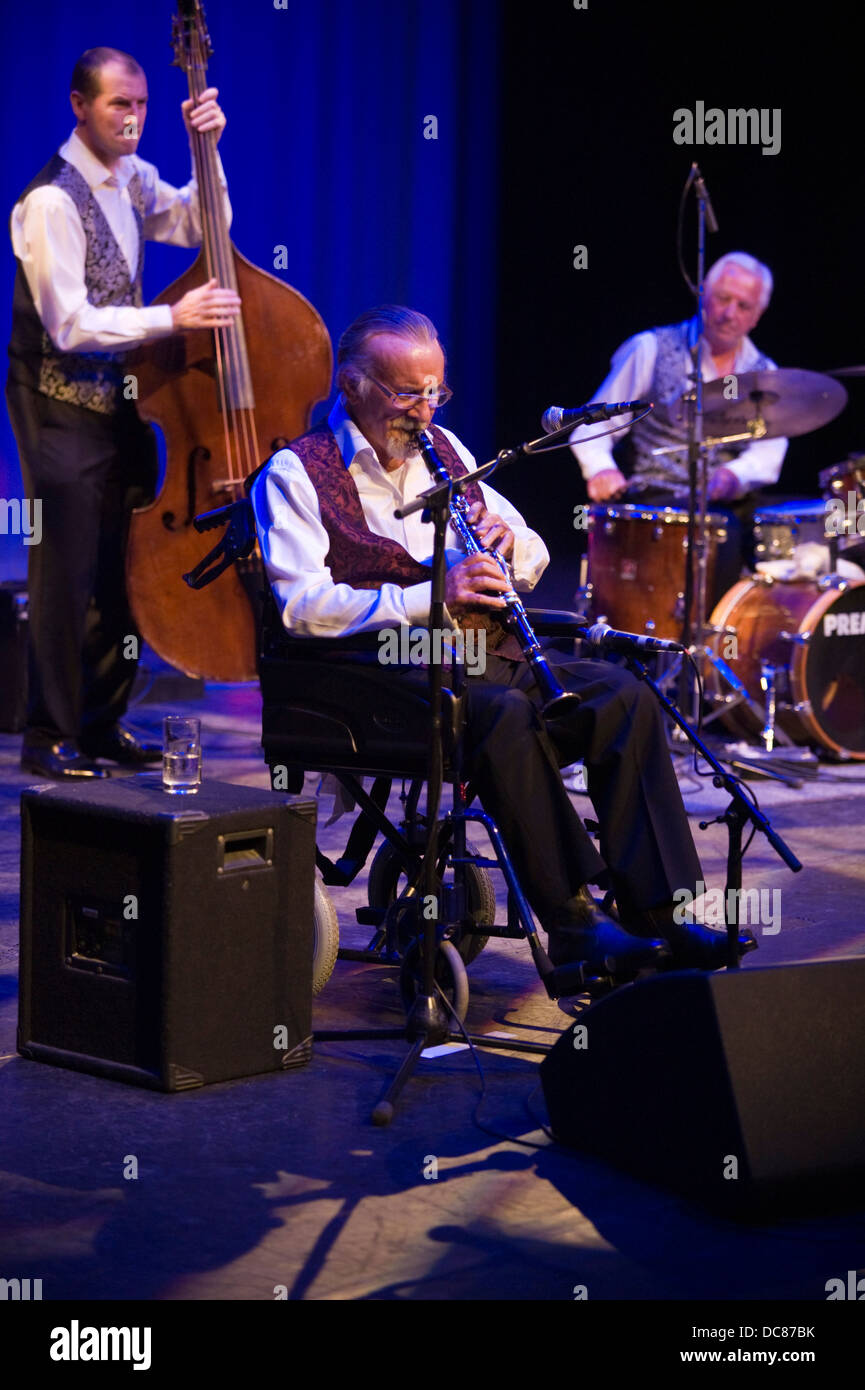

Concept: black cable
[[676, 163, 698, 299], [529, 406, 654, 456], [433, 981, 554, 1151]]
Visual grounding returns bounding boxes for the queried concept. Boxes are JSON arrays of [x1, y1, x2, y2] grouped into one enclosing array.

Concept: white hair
[[336, 305, 443, 400], [706, 252, 773, 311]]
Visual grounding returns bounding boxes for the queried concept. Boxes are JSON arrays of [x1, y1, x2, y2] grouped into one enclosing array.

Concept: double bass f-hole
[[161, 444, 212, 531]]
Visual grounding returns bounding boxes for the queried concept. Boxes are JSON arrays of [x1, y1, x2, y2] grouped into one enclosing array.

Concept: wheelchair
[[186, 495, 635, 1021]]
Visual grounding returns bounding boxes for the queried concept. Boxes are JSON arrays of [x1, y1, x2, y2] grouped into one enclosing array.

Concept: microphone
[[691, 163, 719, 234], [541, 400, 651, 433], [578, 622, 685, 654]]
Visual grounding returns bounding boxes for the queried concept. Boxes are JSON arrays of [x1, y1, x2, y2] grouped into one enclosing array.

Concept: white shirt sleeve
[[251, 453, 439, 638], [722, 436, 788, 494], [137, 149, 232, 247], [9, 153, 232, 354], [568, 332, 658, 479], [11, 186, 175, 352]]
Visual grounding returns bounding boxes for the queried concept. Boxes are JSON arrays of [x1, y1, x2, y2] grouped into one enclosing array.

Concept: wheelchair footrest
[[355, 906, 386, 926], [338, 946, 401, 965], [543, 960, 593, 998]]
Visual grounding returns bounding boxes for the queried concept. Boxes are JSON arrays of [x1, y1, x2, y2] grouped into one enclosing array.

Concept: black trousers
[[462, 650, 703, 930], [5, 376, 157, 743], [301, 646, 704, 935]]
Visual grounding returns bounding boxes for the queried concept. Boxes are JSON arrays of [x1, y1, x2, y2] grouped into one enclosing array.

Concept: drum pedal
[[730, 752, 820, 787], [735, 747, 820, 777], [730, 758, 802, 787]]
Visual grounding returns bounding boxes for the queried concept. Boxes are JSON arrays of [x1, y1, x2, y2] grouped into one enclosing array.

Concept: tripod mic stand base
[[405, 990, 450, 1045]]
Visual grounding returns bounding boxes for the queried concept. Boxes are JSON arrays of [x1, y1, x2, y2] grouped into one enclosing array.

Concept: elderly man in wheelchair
[[247, 304, 756, 1014]]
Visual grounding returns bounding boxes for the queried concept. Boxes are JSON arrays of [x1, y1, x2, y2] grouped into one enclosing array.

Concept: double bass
[[127, 0, 332, 681]]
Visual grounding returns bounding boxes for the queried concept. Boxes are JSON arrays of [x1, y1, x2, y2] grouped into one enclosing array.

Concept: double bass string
[[186, 35, 261, 494], [185, 40, 237, 492]]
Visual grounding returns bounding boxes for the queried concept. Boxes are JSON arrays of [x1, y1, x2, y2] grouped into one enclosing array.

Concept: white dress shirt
[[569, 322, 788, 495], [251, 398, 550, 638], [10, 129, 232, 354]]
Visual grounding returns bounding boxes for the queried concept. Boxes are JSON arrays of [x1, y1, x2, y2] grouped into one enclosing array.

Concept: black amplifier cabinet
[[19, 777, 316, 1091], [0, 581, 28, 732]]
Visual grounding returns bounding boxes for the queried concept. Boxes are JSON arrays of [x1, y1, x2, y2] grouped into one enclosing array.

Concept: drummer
[[569, 252, 788, 600]]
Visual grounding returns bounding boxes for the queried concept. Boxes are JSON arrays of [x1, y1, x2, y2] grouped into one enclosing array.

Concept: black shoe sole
[[20, 762, 110, 780]]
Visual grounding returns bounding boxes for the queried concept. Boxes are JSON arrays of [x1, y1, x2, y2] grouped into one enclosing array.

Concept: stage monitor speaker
[[19, 777, 316, 1091], [540, 959, 865, 1211]]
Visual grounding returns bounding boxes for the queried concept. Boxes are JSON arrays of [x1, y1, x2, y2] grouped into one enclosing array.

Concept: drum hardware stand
[[674, 163, 716, 726], [668, 166, 771, 728], [666, 164, 797, 776], [624, 653, 802, 963]]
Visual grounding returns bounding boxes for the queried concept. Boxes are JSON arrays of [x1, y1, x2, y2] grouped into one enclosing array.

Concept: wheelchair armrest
[[183, 497, 257, 590], [525, 607, 589, 638]]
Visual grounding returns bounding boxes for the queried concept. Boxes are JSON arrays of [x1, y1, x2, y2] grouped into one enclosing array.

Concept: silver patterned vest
[[623, 320, 771, 491], [9, 154, 146, 415]]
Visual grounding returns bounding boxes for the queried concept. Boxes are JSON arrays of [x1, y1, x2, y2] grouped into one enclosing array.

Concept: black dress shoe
[[662, 921, 758, 970], [546, 885, 671, 988], [21, 739, 110, 780], [80, 724, 162, 765], [631, 904, 759, 971]]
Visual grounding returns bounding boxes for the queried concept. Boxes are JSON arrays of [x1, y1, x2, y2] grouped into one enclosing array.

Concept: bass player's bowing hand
[[170, 277, 241, 330], [444, 554, 510, 618], [464, 501, 515, 561], [182, 87, 227, 143]]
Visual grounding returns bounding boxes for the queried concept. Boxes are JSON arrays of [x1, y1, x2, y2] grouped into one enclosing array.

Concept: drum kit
[[578, 367, 865, 762]]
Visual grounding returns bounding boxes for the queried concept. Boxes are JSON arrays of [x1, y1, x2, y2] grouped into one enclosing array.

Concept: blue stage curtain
[[0, 0, 499, 577]]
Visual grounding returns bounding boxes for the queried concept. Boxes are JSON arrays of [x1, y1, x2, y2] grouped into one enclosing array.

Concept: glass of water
[[162, 715, 201, 794]]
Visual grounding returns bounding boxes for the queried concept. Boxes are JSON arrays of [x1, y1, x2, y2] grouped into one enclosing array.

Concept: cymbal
[[825, 365, 865, 376], [700, 368, 847, 439]]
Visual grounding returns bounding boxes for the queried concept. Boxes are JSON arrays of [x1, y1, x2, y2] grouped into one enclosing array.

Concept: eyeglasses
[[366, 375, 453, 409]]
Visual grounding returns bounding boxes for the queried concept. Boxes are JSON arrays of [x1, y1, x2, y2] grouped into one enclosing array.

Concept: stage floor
[[1, 678, 864, 1303]]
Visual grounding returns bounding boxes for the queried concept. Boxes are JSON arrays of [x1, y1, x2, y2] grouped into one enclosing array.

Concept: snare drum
[[752, 499, 828, 561], [585, 503, 727, 642], [706, 574, 865, 759]]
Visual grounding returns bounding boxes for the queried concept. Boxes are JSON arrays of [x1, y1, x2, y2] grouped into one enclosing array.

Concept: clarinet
[[416, 430, 579, 718]]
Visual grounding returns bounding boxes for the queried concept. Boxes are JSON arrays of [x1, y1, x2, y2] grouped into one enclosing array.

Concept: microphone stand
[[367, 468, 454, 1125], [659, 167, 802, 778], [367, 423, 599, 1123], [677, 162, 714, 726], [625, 652, 802, 964]]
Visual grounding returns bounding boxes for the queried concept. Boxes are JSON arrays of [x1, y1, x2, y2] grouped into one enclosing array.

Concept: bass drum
[[706, 575, 865, 759]]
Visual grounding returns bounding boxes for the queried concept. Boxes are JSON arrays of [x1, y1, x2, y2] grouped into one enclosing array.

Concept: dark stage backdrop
[[0, 0, 499, 577], [1, 0, 863, 608], [496, 0, 865, 605]]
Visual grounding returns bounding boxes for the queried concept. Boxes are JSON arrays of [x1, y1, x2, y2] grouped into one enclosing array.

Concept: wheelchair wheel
[[399, 938, 469, 1024], [367, 837, 494, 966], [312, 877, 340, 996]]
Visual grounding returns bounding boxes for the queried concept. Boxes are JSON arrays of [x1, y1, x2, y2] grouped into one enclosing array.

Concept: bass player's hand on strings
[[182, 86, 227, 143], [170, 278, 241, 330]]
